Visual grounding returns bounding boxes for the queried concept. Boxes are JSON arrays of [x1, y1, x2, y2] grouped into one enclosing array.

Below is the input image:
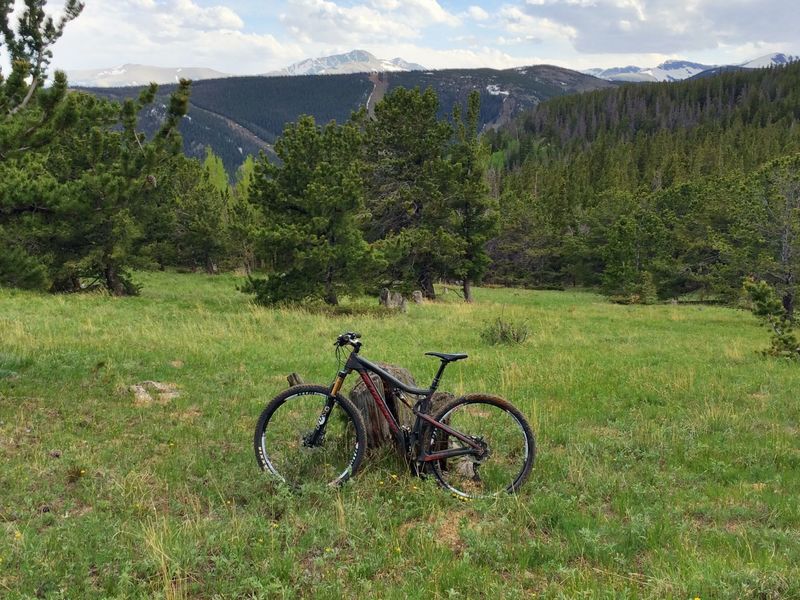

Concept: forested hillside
[[81, 66, 611, 173], [486, 63, 800, 311]]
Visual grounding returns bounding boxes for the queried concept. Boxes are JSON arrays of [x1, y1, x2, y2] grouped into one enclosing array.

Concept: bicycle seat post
[[430, 360, 449, 392]]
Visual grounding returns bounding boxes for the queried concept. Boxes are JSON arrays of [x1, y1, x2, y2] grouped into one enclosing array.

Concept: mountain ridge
[[66, 64, 231, 88], [265, 49, 426, 76], [78, 64, 611, 174], [585, 52, 798, 83]]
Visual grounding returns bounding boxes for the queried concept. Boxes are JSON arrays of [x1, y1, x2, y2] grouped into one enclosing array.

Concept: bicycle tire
[[423, 394, 535, 498], [254, 384, 367, 488]]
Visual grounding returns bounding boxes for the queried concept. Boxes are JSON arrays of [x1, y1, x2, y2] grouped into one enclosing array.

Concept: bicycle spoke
[[255, 388, 364, 488], [428, 397, 534, 498]]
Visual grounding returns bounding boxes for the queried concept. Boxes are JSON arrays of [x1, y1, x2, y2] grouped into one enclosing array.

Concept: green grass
[[1, 272, 799, 598]]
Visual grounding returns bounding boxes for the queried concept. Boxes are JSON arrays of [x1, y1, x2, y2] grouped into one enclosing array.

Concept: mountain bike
[[253, 332, 536, 498]]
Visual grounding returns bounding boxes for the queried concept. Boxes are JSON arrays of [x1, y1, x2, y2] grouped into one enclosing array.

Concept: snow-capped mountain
[[269, 50, 426, 76], [66, 64, 230, 88], [741, 52, 799, 69], [585, 60, 713, 83], [587, 53, 800, 83]]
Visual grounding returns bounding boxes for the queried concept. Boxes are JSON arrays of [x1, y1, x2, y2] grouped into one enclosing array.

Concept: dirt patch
[[433, 509, 477, 554], [367, 72, 389, 118], [177, 406, 202, 422]]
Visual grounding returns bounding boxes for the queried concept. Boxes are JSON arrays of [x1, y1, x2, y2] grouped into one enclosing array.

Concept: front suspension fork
[[303, 373, 346, 448]]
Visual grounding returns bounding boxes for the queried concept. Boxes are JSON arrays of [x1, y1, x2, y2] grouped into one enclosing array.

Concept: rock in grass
[[129, 381, 181, 406]]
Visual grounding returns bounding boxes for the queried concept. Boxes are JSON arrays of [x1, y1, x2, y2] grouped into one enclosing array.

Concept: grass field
[[1, 272, 799, 599]]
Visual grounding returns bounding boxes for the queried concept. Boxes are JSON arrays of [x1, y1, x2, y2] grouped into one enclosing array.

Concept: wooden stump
[[348, 363, 453, 450], [286, 368, 454, 454], [379, 288, 408, 312]]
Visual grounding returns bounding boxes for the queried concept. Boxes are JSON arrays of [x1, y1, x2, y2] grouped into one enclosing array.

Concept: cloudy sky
[[26, 0, 800, 73]]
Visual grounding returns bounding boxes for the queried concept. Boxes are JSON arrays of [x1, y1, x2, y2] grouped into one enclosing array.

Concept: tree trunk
[[783, 289, 795, 321], [420, 270, 436, 300], [287, 367, 454, 460], [324, 267, 338, 305], [104, 265, 125, 296], [463, 279, 473, 303]]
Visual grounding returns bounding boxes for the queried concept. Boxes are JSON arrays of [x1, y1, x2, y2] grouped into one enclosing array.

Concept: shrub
[[481, 317, 529, 345], [743, 278, 800, 359], [609, 271, 658, 305]]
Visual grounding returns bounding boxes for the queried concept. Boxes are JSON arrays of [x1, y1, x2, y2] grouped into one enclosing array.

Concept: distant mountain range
[[64, 50, 424, 88], [66, 64, 231, 88], [72, 49, 798, 175], [266, 50, 425, 76], [67, 50, 798, 89], [585, 52, 799, 83], [80, 65, 611, 174]]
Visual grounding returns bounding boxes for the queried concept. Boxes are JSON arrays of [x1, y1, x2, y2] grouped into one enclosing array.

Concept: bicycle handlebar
[[335, 332, 361, 347]]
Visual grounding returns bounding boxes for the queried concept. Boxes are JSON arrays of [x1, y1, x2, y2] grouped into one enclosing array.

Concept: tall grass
[[1, 272, 798, 598]]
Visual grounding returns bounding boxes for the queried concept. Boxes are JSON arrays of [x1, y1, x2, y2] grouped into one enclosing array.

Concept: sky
[[9, 0, 800, 74]]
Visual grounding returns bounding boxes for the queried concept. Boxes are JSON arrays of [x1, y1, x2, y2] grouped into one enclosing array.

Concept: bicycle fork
[[303, 373, 346, 448]]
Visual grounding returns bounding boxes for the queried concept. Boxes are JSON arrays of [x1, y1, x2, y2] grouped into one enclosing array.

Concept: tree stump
[[286, 368, 454, 455], [348, 363, 453, 450], [379, 288, 407, 312]]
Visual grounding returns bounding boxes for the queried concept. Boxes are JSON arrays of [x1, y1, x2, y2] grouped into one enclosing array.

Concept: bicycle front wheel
[[424, 394, 535, 498], [254, 385, 367, 488]]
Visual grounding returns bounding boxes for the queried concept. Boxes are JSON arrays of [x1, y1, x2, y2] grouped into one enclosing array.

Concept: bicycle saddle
[[425, 352, 468, 363]]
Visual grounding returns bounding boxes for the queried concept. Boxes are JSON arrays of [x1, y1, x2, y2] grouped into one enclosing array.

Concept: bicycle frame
[[321, 347, 484, 464]]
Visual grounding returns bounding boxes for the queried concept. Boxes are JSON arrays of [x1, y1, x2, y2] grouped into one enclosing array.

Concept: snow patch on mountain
[[67, 64, 230, 88], [741, 53, 799, 69], [486, 84, 510, 96], [586, 60, 711, 83], [586, 52, 799, 84], [269, 50, 425, 76]]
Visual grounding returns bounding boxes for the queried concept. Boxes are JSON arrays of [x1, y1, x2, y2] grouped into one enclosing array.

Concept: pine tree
[[1, 2, 192, 294], [248, 116, 382, 305], [449, 91, 499, 302], [362, 87, 460, 299], [169, 153, 230, 274], [227, 155, 262, 274]]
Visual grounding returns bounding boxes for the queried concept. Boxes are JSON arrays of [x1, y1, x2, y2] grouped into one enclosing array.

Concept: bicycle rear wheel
[[424, 394, 535, 498], [254, 385, 367, 488]]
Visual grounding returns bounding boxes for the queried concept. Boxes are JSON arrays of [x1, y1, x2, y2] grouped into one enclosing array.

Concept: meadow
[[1, 272, 799, 599]]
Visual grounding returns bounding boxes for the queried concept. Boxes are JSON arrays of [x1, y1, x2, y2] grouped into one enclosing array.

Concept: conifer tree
[[363, 87, 460, 299], [228, 156, 262, 274], [449, 91, 499, 302], [169, 152, 230, 274], [248, 116, 381, 305]]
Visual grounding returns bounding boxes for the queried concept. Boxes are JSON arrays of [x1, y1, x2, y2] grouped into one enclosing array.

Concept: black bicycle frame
[[322, 347, 483, 463]]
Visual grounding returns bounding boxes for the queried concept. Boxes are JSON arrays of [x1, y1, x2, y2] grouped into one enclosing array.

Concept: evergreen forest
[[2, 0, 800, 329], [486, 62, 800, 317]]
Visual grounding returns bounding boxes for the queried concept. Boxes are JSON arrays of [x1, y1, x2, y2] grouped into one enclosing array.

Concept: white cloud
[[515, 0, 800, 54], [51, 0, 303, 73], [467, 5, 490, 21], [279, 0, 459, 46], [501, 6, 577, 41], [17, 0, 800, 77]]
